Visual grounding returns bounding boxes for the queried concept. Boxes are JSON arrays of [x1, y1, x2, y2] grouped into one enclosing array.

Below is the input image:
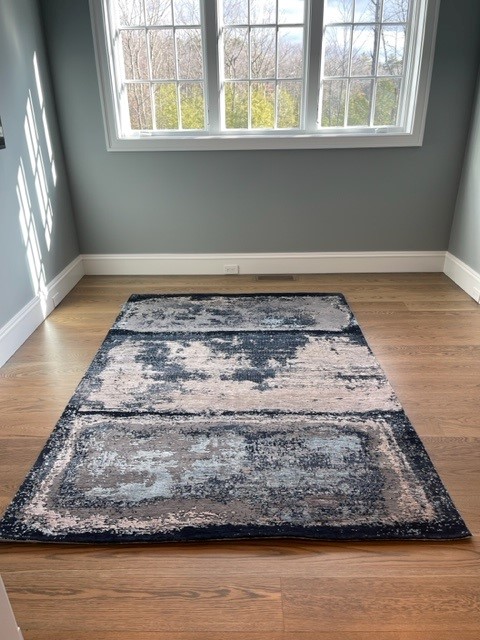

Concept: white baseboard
[[82, 251, 446, 276], [47, 255, 85, 309], [0, 256, 84, 368], [0, 298, 45, 369], [444, 252, 480, 303], [3, 250, 475, 367]]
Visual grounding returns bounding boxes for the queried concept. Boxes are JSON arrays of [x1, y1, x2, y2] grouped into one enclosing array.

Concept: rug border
[[0, 408, 471, 543]]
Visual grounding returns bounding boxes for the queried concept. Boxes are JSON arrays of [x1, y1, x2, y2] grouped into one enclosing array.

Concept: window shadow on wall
[[16, 52, 58, 316]]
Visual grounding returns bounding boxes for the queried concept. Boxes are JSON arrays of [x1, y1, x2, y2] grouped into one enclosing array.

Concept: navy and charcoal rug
[[0, 293, 470, 542]]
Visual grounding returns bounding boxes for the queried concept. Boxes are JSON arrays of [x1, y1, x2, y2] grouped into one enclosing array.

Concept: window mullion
[[171, 11, 183, 130], [369, 0, 385, 127], [202, 0, 221, 133], [247, 2, 252, 129], [105, 0, 131, 135], [343, 20, 355, 127], [399, 0, 420, 130], [141, 0, 155, 129], [274, 0, 279, 129], [304, 0, 324, 131]]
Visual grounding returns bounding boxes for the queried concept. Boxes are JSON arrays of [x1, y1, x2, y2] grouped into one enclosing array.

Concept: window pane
[[324, 0, 354, 25], [223, 0, 248, 25], [145, 0, 172, 25], [347, 78, 373, 125], [278, 0, 305, 24], [251, 82, 275, 128], [378, 26, 405, 76], [374, 77, 401, 125], [180, 83, 205, 128], [278, 28, 304, 79], [121, 30, 148, 80], [149, 29, 176, 79], [154, 83, 179, 128], [116, 0, 144, 26], [224, 27, 249, 79], [250, 0, 276, 24], [222, 2, 305, 131], [320, 1, 411, 130], [351, 25, 376, 76], [127, 83, 152, 129], [277, 81, 301, 128], [176, 29, 204, 79], [354, 0, 381, 23], [173, 0, 201, 25], [321, 79, 347, 126], [225, 82, 249, 128], [323, 26, 351, 77], [383, 0, 410, 23], [251, 28, 276, 79]]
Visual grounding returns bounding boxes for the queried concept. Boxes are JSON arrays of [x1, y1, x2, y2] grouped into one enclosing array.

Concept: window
[[90, 0, 440, 150]]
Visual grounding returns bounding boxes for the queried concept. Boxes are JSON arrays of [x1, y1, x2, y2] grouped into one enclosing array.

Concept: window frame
[[89, 0, 440, 151]]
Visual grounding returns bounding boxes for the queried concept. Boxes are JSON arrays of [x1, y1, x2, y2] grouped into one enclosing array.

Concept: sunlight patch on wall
[[16, 51, 61, 316], [24, 90, 54, 250], [17, 159, 48, 315], [33, 52, 57, 185]]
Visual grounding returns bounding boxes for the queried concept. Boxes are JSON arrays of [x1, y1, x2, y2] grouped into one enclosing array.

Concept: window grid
[[319, 0, 411, 129], [118, 0, 207, 131], [219, 0, 306, 130]]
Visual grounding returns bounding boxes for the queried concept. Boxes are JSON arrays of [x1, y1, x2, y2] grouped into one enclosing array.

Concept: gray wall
[[0, 0, 79, 327], [40, 0, 480, 255], [449, 69, 480, 273]]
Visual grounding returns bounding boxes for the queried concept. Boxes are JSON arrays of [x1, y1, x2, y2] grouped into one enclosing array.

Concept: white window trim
[[89, 0, 440, 151]]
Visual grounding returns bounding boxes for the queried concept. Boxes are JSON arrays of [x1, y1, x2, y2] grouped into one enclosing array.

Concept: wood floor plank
[[0, 438, 46, 509], [0, 410, 70, 437], [2, 574, 283, 632], [424, 437, 480, 484], [282, 577, 480, 631], [0, 540, 478, 577]]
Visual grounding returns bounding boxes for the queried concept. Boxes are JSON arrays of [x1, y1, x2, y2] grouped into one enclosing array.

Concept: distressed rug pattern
[[0, 294, 470, 542]]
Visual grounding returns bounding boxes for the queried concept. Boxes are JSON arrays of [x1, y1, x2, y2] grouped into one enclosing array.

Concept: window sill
[[105, 129, 424, 151]]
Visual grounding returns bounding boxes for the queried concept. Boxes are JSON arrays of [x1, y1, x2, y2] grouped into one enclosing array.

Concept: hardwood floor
[[0, 273, 479, 639]]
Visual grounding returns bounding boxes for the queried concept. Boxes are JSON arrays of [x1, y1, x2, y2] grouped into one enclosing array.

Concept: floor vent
[[254, 274, 297, 281]]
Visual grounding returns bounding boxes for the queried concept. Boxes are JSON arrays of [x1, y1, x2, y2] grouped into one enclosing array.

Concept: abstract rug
[[0, 293, 470, 542]]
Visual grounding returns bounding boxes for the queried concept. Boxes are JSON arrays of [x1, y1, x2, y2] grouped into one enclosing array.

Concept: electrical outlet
[[473, 287, 480, 304], [224, 264, 240, 275]]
